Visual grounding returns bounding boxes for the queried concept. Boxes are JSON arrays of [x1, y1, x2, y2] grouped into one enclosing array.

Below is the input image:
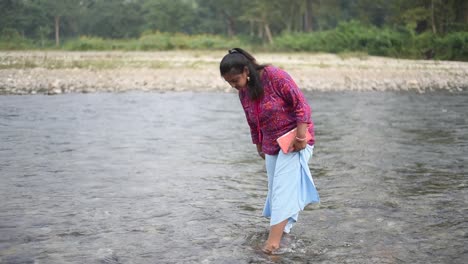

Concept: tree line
[[1, 0, 467, 60]]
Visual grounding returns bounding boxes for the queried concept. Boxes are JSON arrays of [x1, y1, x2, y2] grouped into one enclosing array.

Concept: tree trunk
[[317, 0, 322, 31], [250, 20, 255, 37], [465, 1, 468, 23], [264, 23, 273, 44], [226, 17, 235, 37], [257, 23, 264, 38], [55, 16, 60, 47], [455, 0, 468, 23], [303, 0, 313, 32], [221, 10, 236, 37], [431, 0, 437, 34]]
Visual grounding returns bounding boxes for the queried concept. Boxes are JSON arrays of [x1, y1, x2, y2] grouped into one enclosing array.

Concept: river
[[1, 91, 467, 263]]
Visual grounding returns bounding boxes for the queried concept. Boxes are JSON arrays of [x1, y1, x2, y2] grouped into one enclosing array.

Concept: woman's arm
[[272, 68, 312, 125], [270, 67, 311, 152]]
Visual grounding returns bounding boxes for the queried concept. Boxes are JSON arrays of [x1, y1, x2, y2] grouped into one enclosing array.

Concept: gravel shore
[[1, 51, 467, 95]]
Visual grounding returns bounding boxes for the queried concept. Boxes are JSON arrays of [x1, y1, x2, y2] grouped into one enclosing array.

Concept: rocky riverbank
[[1, 51, 467, 95]]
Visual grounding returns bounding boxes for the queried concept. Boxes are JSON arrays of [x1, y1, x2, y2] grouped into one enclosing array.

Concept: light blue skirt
[[263, 145, 319, 233]]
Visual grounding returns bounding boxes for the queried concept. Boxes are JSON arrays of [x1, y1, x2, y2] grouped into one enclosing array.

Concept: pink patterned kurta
[[239, 66, 315, 155]]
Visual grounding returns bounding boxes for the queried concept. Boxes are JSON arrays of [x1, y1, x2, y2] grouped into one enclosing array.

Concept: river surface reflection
[[1, 91, 467, 263]]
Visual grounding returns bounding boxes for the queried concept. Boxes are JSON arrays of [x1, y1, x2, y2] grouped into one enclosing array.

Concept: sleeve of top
[[240, 98, 260, 144], [272, 68, 311, 124]]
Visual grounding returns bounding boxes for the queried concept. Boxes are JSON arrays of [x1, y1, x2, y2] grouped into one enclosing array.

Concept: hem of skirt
[[269, 209, 300, 226], [266, 199, 320, 226]]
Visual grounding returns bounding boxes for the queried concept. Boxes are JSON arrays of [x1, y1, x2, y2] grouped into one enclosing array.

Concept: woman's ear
[[243, 66, 250, 76]]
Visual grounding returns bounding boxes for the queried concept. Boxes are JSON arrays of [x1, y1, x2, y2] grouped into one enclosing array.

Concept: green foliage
[[0, 29, 34, 50], [136, 32, 244, 50], [274, 21, 467, 61], [337, 51, 369, 60], [433, 32, 468, 61], [426, 32, 468, 61], [410, 31, 468, 60], [81, 0, 144, 38], [62, 36, 126, 51], [274, 21, 405, 56], [143, 0, 197, 34], [412, 32, 437, 58], [62, 32, 245, 51]]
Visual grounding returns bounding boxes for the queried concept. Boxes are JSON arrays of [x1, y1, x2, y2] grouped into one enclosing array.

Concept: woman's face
[[222, 67, 249, 90]]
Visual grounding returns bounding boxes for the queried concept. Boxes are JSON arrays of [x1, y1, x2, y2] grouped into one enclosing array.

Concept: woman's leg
[[262, 146, 318, 254], [263, 219, 288, 253], [263, 151, 299, 254]]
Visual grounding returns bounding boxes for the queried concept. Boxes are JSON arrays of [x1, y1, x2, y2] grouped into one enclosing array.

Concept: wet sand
[[0, 51, 467, 95]]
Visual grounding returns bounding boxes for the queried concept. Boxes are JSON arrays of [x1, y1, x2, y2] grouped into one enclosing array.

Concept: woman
[[220, 48, 320, 254]]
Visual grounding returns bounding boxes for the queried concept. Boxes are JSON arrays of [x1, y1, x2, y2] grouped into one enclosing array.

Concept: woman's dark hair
[[220, 48, 267, 100]]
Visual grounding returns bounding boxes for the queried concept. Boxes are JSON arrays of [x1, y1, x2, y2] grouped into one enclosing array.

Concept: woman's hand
[[292, 138, 307, 152], [258, 150, 265, 159], [256, 144, 265, 159]]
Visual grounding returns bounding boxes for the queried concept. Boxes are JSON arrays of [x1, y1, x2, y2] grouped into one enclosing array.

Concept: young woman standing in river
[[219, 48, 320, 254]]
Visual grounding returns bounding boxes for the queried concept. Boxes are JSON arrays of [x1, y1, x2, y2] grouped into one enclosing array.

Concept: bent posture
[[220, 48, 320, 254]]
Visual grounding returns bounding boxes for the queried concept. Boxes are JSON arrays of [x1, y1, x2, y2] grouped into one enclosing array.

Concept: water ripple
[[0, 91, 467, 263]]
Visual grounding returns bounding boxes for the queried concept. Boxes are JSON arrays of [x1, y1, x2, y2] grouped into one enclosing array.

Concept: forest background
[[1, 0, 467, 61]]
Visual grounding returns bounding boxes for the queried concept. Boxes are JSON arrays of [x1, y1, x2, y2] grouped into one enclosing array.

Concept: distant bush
[[0, 28, 34, 50], [412, 32, 437, 58], [62, 32, 245, 51], [63, 36, 134, 51], [274, 21, 406, 57], [137, 32, 245, 50], [274, 21, 467, 61], [433, 32, 468, 61]]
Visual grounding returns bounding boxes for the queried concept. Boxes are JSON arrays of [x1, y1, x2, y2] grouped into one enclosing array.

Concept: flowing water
[[0, 91, 467, 264]]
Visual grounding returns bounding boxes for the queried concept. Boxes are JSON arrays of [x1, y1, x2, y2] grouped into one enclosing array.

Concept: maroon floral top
[[239, 66, 315, 155]]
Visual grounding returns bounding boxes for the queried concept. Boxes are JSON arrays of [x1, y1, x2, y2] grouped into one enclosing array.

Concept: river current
[[1, 91, 467, 263]]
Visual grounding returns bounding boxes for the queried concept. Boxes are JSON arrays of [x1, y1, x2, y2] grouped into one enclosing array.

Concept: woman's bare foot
[[261, 242, 279, 254]]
